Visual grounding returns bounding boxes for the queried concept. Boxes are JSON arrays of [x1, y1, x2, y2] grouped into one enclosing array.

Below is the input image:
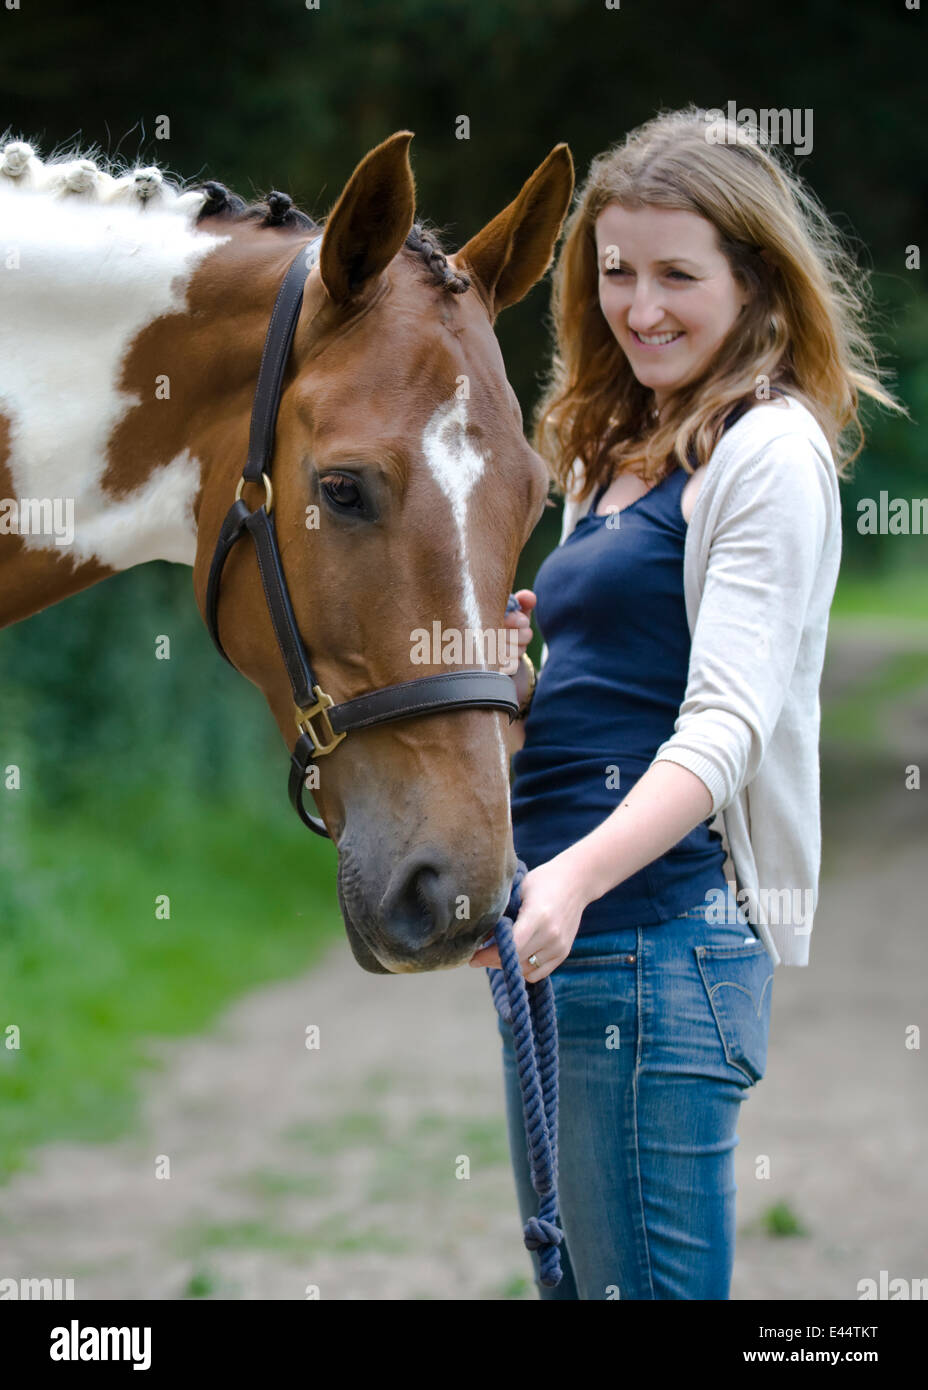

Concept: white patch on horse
[[421, 396, 509, 778], [421, 397, 488, 654], [0, 180, 228, 569], [75, 450, 203, 568]]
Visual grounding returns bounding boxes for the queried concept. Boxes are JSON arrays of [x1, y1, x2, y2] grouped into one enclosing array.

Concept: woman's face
[[595, 203, 749, 411]]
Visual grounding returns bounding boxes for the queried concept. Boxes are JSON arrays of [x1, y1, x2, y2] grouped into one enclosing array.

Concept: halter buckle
[[294, 685, 346, 756], [234, 471, 274, 515]]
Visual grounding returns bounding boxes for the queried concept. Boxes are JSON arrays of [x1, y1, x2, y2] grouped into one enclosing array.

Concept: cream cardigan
[[538, 395, 842, 966]]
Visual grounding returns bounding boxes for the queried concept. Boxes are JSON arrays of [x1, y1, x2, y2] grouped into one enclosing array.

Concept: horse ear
[[319, 131, 416, 305], [454, 144, 574, 317]]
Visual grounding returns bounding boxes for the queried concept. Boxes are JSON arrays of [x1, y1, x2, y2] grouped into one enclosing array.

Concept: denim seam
[[632, 929, 657, 1299], [560, 955, 638, 967]]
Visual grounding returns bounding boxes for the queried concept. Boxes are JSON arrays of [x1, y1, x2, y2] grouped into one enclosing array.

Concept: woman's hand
[[500, 588, 536, 677], [468, 848, 588, 982]]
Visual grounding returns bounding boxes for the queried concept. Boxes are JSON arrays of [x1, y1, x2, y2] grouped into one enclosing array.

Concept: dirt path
[[733, 835, 927, 1299], [0, 951, 529, 1300], [2, 626, 926, 1300], [2, 828, 924, 1302]]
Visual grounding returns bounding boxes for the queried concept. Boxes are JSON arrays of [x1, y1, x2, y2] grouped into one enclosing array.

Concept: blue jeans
[[497, 887, 774, 1299]]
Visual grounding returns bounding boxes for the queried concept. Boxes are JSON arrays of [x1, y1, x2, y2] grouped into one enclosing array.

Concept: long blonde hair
[[534, 104, 907, 503]]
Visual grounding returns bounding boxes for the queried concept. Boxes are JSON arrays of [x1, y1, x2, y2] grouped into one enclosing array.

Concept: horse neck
[[0, 187, 304, 628]]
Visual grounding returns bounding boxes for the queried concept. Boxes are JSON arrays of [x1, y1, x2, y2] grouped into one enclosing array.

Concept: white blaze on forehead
[[421, 396, 487, 648], [0, 186, 230, 568], [421, 395, 510, 782]]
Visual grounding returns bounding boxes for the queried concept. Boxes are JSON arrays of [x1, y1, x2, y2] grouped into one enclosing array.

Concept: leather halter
[[205, 238, 520, 838]]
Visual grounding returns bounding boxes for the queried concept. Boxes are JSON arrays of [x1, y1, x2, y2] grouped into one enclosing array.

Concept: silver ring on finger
[[527, 953, 538, 967]]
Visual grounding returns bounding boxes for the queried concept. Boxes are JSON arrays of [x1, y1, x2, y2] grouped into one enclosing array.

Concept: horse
[[0, 130, 574, 977]]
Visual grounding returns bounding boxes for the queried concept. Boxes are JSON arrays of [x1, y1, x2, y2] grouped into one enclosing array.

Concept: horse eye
[[321, 474, 363, 509]]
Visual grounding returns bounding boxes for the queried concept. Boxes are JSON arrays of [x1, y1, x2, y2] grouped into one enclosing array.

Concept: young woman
[[468, 105, 905, 1300]]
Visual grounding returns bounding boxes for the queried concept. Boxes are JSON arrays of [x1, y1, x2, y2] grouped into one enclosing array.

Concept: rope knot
[[523, 1215, 564, 1252]]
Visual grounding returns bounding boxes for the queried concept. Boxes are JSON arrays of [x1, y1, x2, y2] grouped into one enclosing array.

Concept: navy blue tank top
[[511, 440, 739, 934]]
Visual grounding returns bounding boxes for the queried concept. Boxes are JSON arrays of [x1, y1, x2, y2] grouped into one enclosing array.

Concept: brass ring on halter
[[235, 472, 274, 515]]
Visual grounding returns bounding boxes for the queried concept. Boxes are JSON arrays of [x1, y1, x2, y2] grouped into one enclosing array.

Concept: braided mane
[[0, 135, 470, 294]]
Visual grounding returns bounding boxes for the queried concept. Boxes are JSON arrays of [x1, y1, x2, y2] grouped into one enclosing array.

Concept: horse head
[[192, 132, 573, 973]]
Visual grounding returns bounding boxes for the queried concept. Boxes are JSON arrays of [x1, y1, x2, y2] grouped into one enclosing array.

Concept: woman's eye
[[602, 267, 693, 281], [321, 474, 363, 509]]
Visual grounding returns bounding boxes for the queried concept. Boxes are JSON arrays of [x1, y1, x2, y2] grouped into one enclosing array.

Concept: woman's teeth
[[632, 329, 683, 345]]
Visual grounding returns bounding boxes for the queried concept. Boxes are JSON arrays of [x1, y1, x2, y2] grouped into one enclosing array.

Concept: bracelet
[[516, 652, 537, 719]]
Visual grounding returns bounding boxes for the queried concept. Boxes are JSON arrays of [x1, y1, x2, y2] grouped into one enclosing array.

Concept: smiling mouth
[[631, 329, 684, 346]]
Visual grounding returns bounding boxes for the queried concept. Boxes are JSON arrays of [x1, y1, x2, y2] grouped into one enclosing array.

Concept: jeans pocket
[[694, 941, 774, 1085]]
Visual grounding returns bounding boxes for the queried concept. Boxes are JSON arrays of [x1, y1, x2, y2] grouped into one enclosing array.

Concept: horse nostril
[[380, 846, 459, 950]]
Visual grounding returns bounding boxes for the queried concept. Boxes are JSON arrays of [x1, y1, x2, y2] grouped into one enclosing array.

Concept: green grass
[[182, 1268, 232, 1299], [0, 783, 343, 1181], [234, 1167, 336, 1200], [759, 1201, 809, 1239], [831, 566, 928, 622], [177, 1214, 410, 1258], [281, 1105, 511, 1202], [491, 1273, 533, 1299], [365, 1112, 510, 1202], [283, 1110, 389, 1156]]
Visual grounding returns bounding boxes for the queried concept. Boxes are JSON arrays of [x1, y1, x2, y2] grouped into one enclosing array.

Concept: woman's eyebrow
[[601, 252, 702, 269]]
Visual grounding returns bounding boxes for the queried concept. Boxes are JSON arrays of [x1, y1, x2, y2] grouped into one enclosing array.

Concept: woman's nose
[[627, 281, 667, 330]]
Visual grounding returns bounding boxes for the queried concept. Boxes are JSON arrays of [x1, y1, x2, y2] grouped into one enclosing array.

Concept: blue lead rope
[[486, 858, 564, 1287], [483, 592, 563, 1285]]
